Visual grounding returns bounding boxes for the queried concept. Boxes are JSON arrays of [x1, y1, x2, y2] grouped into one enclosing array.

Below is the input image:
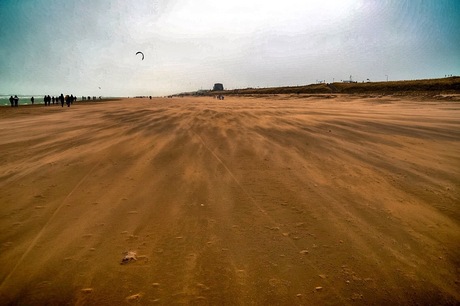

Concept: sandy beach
[[0, 95, 459, 305]]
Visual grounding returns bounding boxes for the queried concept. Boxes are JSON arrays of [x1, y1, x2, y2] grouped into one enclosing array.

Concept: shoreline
[[0, 98, 125, 107]]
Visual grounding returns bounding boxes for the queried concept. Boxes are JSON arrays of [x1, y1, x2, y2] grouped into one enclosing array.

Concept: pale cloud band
[[0, 0, 458, 96]]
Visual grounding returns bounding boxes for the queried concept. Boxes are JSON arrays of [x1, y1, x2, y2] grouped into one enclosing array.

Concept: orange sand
[[0, 95, 459, 305]]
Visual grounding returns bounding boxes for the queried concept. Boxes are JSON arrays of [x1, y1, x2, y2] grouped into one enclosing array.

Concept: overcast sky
[[1, 0, 459, 97]]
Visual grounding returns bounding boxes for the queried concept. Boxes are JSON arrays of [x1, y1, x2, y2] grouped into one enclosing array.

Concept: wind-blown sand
[[0, 95, 459, 305]]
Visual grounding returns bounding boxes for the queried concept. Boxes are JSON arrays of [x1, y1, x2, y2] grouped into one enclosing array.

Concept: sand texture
[[0, 95, 459, 305]]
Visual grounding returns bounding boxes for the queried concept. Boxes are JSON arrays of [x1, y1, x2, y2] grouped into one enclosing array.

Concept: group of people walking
[[43, 94, 75, 107], [8, 94, 76, 107]]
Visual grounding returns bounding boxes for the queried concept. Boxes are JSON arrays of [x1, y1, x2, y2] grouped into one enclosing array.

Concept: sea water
[[0, 95, 50, 106], [0, 95, 111, 106]]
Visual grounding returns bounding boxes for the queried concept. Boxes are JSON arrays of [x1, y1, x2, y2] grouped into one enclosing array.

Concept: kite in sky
[[136, 51, 144, 60]]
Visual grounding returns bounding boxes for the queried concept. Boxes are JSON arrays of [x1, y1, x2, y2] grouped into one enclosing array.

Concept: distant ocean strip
[[0, 95, 112, 106]]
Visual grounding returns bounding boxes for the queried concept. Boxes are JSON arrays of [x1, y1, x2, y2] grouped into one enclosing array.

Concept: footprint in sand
[[196, 283, 210, 291]]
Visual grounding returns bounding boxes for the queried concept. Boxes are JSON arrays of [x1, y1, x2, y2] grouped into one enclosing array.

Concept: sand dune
[[0, 95, 459, 305]]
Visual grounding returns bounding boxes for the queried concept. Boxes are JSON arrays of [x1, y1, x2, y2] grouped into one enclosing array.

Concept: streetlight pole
[[385, 75, 388, 82]]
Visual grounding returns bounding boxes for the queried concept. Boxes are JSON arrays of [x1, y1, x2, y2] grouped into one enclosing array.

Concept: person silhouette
[[65, 95, 70, 107]]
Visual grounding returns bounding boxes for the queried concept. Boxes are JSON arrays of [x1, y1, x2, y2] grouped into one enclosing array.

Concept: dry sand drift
[[0, 95, 459, 305]]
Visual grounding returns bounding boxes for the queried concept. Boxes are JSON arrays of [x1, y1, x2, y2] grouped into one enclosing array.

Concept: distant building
[[213, 83, 224, 91]]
